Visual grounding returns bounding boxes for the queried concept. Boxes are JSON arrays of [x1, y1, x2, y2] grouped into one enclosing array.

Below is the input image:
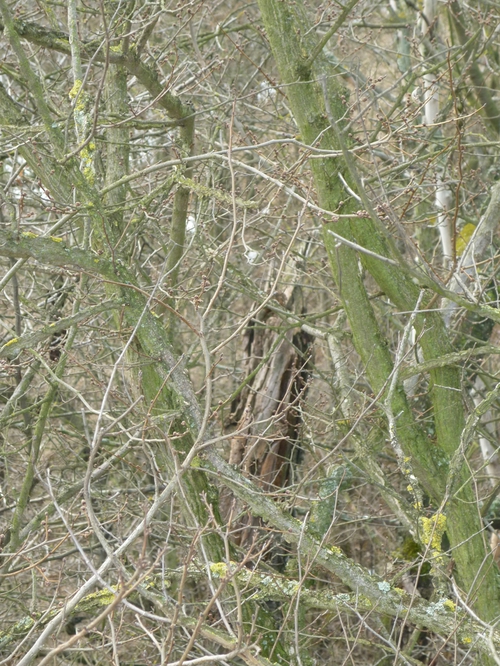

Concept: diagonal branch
[[204, 448, 500, 656]]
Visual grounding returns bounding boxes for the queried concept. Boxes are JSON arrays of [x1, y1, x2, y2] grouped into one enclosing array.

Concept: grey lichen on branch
[[203, 448, 495, 654], [0, 558, 487, 657]]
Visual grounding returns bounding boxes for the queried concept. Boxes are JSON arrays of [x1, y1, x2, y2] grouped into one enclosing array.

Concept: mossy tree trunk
[[256, 0, 500, 626]]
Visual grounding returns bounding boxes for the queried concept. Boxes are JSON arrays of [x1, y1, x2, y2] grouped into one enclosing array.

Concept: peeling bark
[[223, 291, 312, 553]]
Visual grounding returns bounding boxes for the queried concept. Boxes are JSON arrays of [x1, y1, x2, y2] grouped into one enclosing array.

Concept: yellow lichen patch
[[79, 142, 96, 184], [210, 562, 228, 576], [357, 595, 373, 609], [82, 166, 95, 185], [455, 223, 476, 257], [69, 79, 83, 100], [21, 231, 38, 238], [330, 546, 342, 556], [420, 513, 446, 552], [461, 636, 472, 645], [50, 236, 63, 242], [83, 588, 116, 606], [443, 599, 456, 612], [2, 337, 18, 348]]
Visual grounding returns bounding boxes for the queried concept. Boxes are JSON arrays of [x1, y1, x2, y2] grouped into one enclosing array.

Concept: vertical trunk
[[256, 0, 500, 627]]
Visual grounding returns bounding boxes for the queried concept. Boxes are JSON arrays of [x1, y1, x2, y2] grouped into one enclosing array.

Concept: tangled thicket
[[1, 1, 500, 665]]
